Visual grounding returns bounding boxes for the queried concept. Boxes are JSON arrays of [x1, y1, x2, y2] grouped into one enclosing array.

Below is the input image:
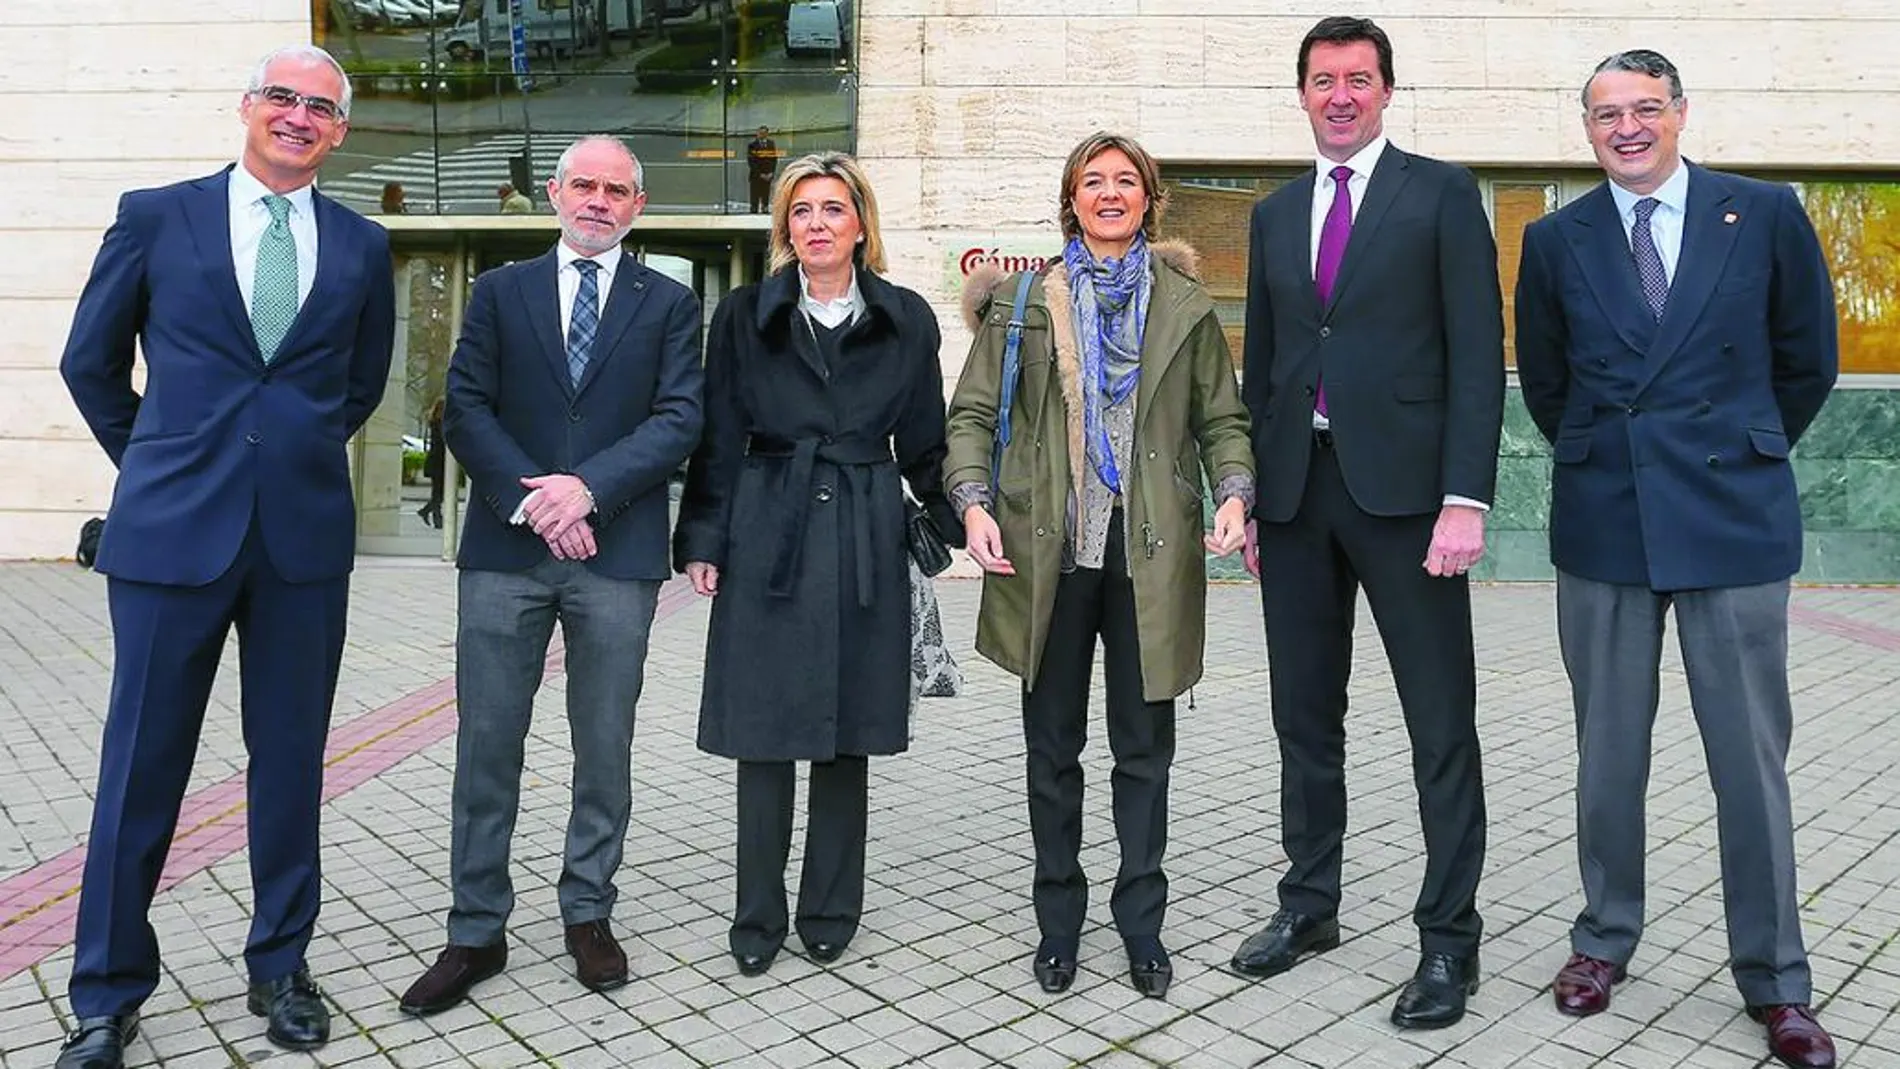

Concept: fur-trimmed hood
[[959, 239, 1202, 332]]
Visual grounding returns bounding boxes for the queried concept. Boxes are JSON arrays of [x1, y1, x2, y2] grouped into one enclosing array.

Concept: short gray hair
[[554, 136, 644, 191], [248, 45, 353, 119], [1582, 49, 1684, 108]]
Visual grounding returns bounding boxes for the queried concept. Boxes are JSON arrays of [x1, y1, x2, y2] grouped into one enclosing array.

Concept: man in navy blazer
[[56, 46, 394, 1069], [398, 136, 704, 1016], [1516, 50, 1838, 1069]]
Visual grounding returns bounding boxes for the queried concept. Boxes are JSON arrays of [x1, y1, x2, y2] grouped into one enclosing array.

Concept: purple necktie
[[1313, 164, 1353, 417]]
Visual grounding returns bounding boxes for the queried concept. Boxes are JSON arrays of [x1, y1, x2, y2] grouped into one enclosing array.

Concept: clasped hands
[[519, 473, 597, 560]]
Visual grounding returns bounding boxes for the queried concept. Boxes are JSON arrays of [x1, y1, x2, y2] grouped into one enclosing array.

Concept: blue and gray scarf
[[1063, 233, 1152, 495]]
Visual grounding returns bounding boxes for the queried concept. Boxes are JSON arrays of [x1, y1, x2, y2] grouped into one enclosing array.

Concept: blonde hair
[[767, 152, 887, 275], [1058, 132, 1167, 243]]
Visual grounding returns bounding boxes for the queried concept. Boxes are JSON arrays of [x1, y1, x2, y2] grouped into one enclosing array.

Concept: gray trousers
[[1556, 570, 1811, 1006], [448, 562, 660, 946]]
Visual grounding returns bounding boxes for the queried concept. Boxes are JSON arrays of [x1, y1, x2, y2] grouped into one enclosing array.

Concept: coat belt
[[746, 435, 894, 607]]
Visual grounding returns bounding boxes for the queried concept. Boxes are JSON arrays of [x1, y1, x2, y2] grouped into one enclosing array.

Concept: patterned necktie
[[567, 259, 600, 386], [1631, 197, 1669, 321], [251, 194, 298, 362], [1313, 164, 1354, 417]]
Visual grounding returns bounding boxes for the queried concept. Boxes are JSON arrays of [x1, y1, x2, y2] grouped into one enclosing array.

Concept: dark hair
[[1297, 16, 1395, 89], [1057, 132, 1167, 244], [1583, 49, 1684, 106]]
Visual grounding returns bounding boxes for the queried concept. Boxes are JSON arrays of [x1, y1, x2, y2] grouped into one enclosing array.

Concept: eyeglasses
[[252, 84, 345, 123], [1586, 99, 1679, 128]]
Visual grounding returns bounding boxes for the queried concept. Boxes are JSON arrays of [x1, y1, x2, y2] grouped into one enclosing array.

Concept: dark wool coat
[[674, 267, 955, 761]]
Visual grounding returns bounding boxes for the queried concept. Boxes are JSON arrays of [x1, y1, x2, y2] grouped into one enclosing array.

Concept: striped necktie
[[568, 259, 600, 386], [251, 194, 299, 362]]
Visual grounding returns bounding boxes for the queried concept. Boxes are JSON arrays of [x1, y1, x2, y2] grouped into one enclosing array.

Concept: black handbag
[[904, 499, 952, 577]]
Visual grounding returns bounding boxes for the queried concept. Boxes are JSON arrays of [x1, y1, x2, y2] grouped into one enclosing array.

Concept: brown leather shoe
[[398, 942, 507, 1017], [1552, 953, 1625, 1017], [565, 919, 630, 992], [1748, 1004, 1836, 1068]]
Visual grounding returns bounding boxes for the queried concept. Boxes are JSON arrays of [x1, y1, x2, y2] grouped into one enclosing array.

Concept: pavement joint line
[[0, 577, 697, 984]]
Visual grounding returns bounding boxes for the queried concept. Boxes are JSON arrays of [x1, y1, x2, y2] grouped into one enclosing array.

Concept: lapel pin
[[1723, 212, 1738, 224]]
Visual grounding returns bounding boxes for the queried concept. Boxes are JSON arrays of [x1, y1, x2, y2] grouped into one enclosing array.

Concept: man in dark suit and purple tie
[[56, 45, 395, 1069], [1515, 50, 1838, 1069], [1230, 15, 1505, 1031]]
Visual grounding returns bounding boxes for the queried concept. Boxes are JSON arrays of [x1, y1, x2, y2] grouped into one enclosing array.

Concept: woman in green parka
[[944, 133, 1254, 1000]]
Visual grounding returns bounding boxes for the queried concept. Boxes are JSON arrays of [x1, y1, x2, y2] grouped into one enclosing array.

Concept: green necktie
[[251, 194, 299, 362]]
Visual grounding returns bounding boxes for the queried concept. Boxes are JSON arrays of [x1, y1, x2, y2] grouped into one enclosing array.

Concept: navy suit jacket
[[60, 168, 396, 587], [444, 247, 704, 581], [1515, 163, 1838, 591]]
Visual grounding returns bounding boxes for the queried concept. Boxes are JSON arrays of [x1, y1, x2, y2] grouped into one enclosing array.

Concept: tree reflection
[[1793, 182, 1900, 374]]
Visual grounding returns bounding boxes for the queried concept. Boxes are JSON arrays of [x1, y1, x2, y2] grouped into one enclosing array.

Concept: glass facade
[[313, 0, 858, 217]]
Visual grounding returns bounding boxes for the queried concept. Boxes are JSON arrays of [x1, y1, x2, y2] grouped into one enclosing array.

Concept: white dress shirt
[[228, 163, 319, 313], [1309, 134, 1389, 278], [798, 265, 863, 329], [1608, 160, 1689, 284], [556, 242, 622, 341], [1305, 136, 1488, 511]]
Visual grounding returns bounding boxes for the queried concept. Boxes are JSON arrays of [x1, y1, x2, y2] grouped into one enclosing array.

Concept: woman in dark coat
[[674, 152, 957, 977]]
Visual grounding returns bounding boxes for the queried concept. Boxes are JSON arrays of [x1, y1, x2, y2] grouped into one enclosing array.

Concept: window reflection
[[315, 0, 858, 217]]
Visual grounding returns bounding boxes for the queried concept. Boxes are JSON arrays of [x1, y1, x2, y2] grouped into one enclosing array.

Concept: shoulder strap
[[990, 271, 1038, 492]]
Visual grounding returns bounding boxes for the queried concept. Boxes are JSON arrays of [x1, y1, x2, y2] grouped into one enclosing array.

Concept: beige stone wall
[[0, 1, 310, 558], [857, 2, 1900, 371], [5, 1, 1900, 557]]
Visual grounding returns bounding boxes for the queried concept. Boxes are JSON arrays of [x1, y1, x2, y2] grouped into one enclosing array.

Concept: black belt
[[746, 435, 894, 607]]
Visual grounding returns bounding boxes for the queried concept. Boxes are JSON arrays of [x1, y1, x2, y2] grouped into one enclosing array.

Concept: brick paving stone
[[0, 562, 1896, 1066]]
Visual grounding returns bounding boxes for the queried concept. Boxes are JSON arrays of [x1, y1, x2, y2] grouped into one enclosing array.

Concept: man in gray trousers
[[397, 135, 703, 1015], [1514, 51, 1837, 1069]]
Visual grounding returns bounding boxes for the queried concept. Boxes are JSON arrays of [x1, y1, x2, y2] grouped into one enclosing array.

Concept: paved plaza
[[0, 561, 1895, 1068]]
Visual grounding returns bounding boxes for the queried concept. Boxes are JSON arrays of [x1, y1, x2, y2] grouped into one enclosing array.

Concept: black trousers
[[1023, 519, 1176, 944], [732, 756, 867, 958], [1255, 436, 1486, 955]]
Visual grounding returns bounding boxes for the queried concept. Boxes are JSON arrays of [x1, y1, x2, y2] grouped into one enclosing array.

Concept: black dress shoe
[[1031, 936, 1078, 994], [806, 941, 846, 964], [1125, 936, 1173, 1000], [734, 950, 776, 977], [247, 968, 330, 1050], [399, 941, 508, 1016], [1231, 910, 1341, 978], [54, 1014, 138, 1069], [1391, 951, 1480, 1030]]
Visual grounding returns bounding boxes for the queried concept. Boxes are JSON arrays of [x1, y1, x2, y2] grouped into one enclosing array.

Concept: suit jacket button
[[1319, 326, 1332, 338], [1035, 526, 1047, 536], [246, 432, 261, 445], [815, 485, 833, 502], [1707, 454, 1721, 466], [1596, 358, 1609, 367], [1626, 405, 1639, 416], [569, 411, 582, 423]]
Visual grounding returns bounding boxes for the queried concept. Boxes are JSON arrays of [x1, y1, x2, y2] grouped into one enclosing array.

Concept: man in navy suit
[[1516, 50, 1838, 1069], [397, 136, 704, 1016], [1231, 16, 1503, 1031], [56, 45, 394, 1069]]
